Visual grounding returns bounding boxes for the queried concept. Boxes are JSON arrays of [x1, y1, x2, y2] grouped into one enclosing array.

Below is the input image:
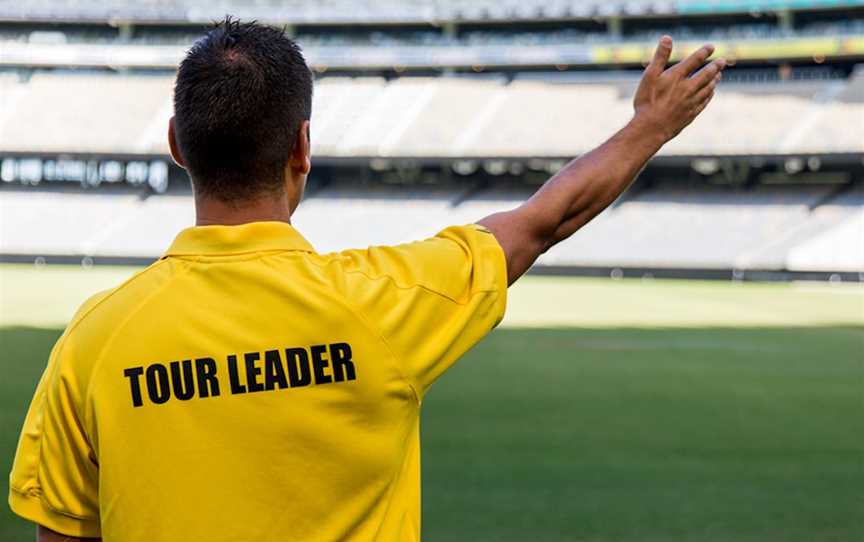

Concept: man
[[9, 18, 724, 542]]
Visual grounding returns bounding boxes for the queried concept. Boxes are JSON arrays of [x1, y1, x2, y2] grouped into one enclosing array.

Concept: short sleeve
[[8, 321, 101, 536], [338, 224, 507, 398]]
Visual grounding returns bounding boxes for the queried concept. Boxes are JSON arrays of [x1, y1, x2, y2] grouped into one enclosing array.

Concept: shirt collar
[[162, 221, 315, 258]]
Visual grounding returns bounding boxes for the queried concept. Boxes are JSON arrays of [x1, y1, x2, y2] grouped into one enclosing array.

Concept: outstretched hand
[[478, 36, 727, 285], [633, 36, 726, 142]]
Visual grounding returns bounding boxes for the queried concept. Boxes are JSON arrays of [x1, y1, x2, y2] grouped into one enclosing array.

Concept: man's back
[[10, 221, 506, 541], [8, 19, 724, 540]]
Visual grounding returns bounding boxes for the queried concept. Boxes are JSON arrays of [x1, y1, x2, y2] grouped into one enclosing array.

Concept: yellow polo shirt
[[9, 221, 507, 541]]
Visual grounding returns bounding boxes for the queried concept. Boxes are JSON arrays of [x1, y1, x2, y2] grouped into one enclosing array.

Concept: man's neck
[[194, 192, 295, 226]]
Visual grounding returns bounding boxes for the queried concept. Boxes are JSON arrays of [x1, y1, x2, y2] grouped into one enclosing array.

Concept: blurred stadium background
[[0, 1, 862, 541]]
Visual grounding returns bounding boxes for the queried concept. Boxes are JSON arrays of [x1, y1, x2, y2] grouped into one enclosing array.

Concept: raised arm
[[479, 36, 726, 285]]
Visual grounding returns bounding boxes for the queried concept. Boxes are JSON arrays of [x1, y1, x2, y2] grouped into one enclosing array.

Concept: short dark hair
[[173, 17, 312, 201]]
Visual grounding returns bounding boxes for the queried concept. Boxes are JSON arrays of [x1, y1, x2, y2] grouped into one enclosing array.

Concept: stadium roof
[[0, 0, 862, 25]]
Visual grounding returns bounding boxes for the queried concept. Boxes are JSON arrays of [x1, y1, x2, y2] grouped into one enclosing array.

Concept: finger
[[692, 90, 716, 118], [690, 58, 726, 89], [673, 44, 715, 78], [692, 73, 720, 103], [645, 35, 673, 77]]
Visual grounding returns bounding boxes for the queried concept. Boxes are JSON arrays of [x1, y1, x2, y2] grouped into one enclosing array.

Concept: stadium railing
[[1, 184, 861, 275]]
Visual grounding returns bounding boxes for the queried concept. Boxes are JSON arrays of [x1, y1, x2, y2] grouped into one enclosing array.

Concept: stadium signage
[[0, 156, 169, 192], [592, 37, 864, 64]]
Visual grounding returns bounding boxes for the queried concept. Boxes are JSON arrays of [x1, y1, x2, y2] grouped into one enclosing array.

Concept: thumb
[[645, 35, 673, 77]]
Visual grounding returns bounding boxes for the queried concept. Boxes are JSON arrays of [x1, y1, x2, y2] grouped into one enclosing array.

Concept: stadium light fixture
[[527, 159, 548, 172], [691, 158, 720, 176], [544, 160, 567, 174], [370, 159, 391, 171], [452, 160, 478, 176], [508, 162, 525, 176], [784, 157, 804, 174], [483, 160, 508, 176]]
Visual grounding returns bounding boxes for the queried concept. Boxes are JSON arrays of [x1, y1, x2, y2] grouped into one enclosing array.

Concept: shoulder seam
[[313, 255, 498, 306], [21, 261, 174, 505], [64, 258, 173, 337], [303, 256, 422, 404], [305, 255, 500, 401], [81, 259, 194, 432]]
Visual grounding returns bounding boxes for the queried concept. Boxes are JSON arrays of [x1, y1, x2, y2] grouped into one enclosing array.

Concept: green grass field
[[1, 264, 862, 541]]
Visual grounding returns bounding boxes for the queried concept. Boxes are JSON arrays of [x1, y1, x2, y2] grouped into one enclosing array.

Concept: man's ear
[[167, 117, 186, 169], [289, 120, 311, 175]]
